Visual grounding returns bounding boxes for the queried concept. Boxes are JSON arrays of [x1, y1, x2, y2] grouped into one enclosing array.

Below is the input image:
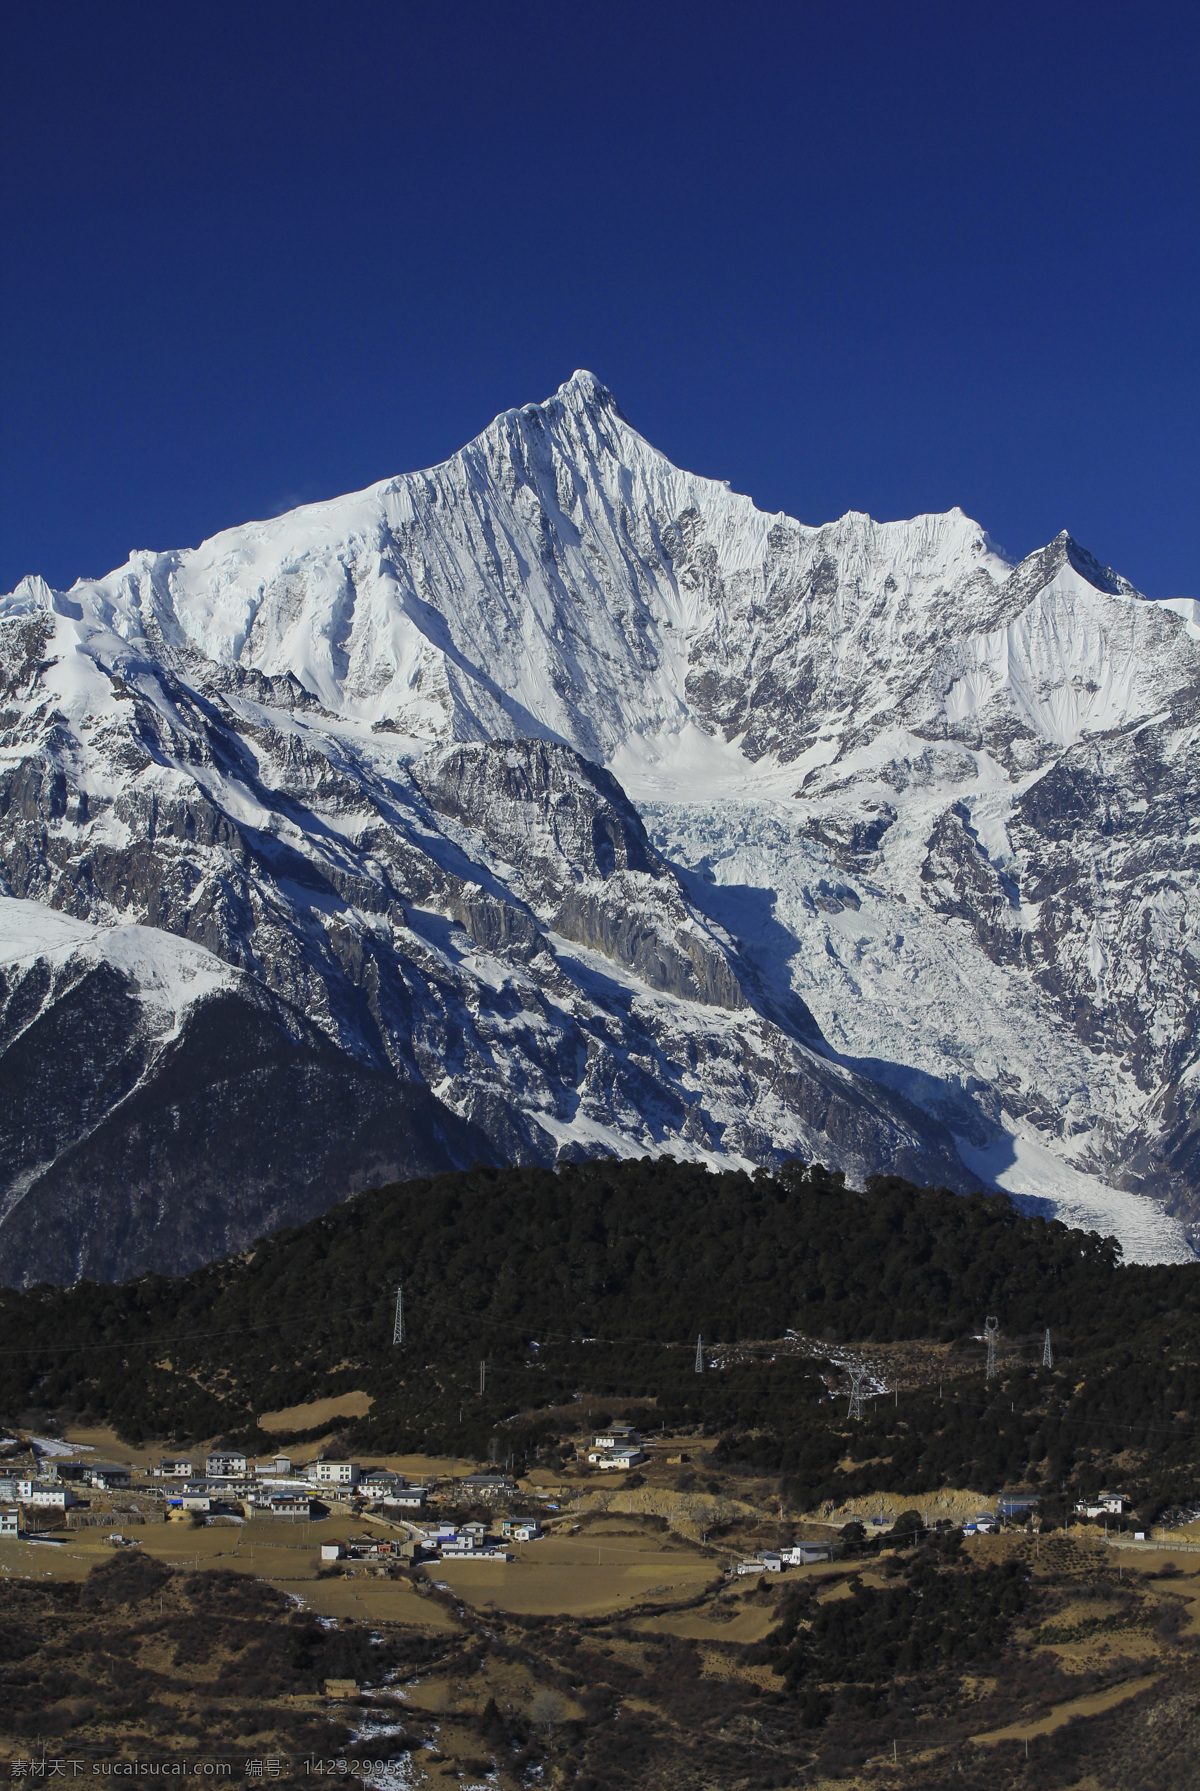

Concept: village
[[4, 1408, 1200, 1784], [0, 1415, 1160, 1581]]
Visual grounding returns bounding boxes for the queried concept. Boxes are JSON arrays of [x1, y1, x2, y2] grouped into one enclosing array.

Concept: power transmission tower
[[847, 1368, 868, 1421], [1042, 1327, 1054, 1369], [479, 1359, 487, 1397], [694, 1334, 704, 1374], [392, 1284, 405, 1346], [984, 1316, 1000, 1380]]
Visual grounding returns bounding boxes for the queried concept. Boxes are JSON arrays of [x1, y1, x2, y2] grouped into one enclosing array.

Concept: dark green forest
[[4, 1157, 1200, 1518]]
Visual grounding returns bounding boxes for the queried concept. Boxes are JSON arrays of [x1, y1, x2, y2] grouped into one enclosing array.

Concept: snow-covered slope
[[2, 371, 1198, 1278]]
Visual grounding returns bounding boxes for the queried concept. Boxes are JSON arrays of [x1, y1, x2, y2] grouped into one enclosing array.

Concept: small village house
[[18, 1479, 79, 1511], [1074, 1490, 1131, 1518], [386, 1485, 427, 1509], [86, 1463, 131, 1490], [306, 1460, 359, 1489], [155, 1457, 193, 1478], [594, 1425, 641, 1449], [501, 1517, 542, 1541]]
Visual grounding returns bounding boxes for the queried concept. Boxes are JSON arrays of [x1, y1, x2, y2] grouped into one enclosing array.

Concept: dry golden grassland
[[8, 1519, 1200, 1787], [256, 1390, 374, 1431]]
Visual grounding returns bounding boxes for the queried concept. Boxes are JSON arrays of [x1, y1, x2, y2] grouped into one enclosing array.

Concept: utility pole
[[1042, 1328, 1054, 1369], [694, 1334, 704, 1373], [985, 1316, 1000, 1380], [392, 1284, 406, 1346]]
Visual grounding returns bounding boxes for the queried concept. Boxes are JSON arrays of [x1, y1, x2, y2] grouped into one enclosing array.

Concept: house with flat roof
[[17, 1478, 79, 1510], [306, 1460, 359, 1488], [587, 1443, 646, 1470]]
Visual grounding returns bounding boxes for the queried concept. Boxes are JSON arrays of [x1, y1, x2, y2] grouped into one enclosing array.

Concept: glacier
[[2, 369, 1197, 1280]]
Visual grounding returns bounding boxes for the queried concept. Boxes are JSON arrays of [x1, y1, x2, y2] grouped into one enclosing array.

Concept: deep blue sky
[[3, 1, 1197, 596]]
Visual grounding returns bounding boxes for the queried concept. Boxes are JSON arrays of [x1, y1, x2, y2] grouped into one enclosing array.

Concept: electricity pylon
[[392, 1284, 405, 1346], [985, 1316, 1000, 1380], [847, 1369, 868, 1421], [1042, 1328, 1054, 1369], [694, 1334, 704, 1373]]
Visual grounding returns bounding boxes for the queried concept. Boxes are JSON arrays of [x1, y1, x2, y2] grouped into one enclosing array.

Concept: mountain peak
[[558, 368, 610, 402]]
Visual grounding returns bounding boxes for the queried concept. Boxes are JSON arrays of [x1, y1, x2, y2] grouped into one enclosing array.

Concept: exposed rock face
[[0, 910, 488, 1284], [918, 691, 1200, 1215], [1, 369, 1198, 1279], [413, 740, 746, 1011]]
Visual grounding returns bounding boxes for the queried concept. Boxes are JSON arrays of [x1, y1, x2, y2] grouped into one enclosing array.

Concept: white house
[[501, 1518, 542, 1541], [264, 1493, 315, 1518], [306, 1460, 359, 1489], [1074, 1490, 1131, 1518], [155, 1457, 193, 1479], [440, 1532, 483, 1555], [358, 1469, 403, 1493], [255, 1456, 294, 1480], [0, 1508, 19, 1535], [205, 1453, 247, 1478], [440, 1533, 510, 1560], [21, 1481, 79, 1511], [594, 1426, 641, 1450], [588, 1445, 646, 1471], [320, 1541, 345, 1561]]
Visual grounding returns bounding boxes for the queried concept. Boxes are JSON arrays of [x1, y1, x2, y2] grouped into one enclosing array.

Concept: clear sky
[[2, 1, 1196, 596]]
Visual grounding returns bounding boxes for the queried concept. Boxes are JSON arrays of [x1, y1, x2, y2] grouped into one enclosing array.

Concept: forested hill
[[3, 1159, 1198, 1457]]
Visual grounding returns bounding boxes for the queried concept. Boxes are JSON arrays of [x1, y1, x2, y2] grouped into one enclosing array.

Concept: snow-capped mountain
[[2, 371, 1196, 1282]]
